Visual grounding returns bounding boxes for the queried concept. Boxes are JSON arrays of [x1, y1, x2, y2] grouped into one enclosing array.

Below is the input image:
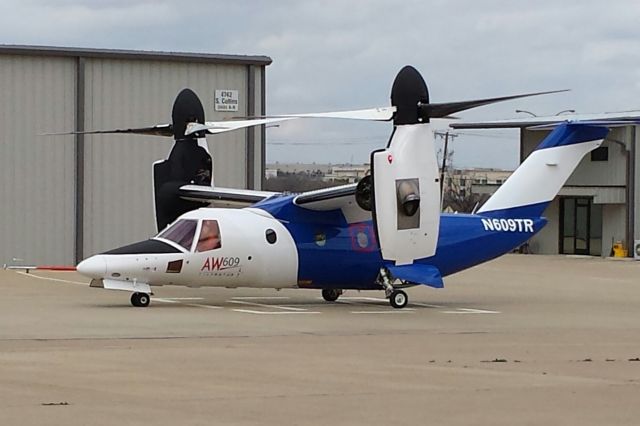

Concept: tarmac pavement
[[0, 254, 639, 425]]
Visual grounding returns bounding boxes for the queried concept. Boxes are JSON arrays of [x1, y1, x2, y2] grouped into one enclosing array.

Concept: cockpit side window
[[157, 219, 197, 250], [196, 220, 222, 252]]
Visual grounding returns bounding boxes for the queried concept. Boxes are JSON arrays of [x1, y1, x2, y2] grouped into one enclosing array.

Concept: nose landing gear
[[131, 292, 151, 307]]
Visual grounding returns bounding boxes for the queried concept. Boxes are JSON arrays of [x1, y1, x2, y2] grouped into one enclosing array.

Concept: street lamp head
[[515, 109, 537, 117]]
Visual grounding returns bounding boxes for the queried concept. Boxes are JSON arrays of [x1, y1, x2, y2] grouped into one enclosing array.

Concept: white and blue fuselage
[[77, 123, 608, 300]]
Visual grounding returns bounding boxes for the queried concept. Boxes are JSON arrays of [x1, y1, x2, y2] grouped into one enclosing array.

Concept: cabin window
[[265, 229, 277, 244], [196, 220, 222, 252], [157, 219, 198, 250]]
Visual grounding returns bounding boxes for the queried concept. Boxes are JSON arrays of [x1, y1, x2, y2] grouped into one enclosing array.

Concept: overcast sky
[[2, 0, 639, 169]]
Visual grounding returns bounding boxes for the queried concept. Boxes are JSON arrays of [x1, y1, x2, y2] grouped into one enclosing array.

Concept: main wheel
[[389, 290, 408, 309], [131, 292, 151, 307], [322, 288, 341, 302]]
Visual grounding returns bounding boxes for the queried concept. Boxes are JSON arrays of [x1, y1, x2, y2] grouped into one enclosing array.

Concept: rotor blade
[[185, 117, 299, 136], [42, 124, 173, 137], [238, 106, 397, 122], [422, 90, 569, 118]]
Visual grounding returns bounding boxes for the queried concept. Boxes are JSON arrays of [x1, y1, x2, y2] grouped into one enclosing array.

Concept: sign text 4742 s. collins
[[214, 90, 239, 112]]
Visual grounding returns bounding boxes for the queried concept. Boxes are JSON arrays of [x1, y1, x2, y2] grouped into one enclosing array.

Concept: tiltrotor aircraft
[[75, 66, 615, 308]]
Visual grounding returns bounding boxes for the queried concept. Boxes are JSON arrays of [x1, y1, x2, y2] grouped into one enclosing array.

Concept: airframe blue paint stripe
[[536, 123, 608, 150]]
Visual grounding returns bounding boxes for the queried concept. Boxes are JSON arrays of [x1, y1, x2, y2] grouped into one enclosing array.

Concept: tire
[[131, 292, 150, 307], [130, 292, 141, 307], [138, 293, 150, 307], [322, 289, 341, 302], [389, 290, 408, 309]]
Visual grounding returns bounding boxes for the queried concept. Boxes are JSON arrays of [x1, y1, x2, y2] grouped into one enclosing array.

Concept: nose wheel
[[131, 292, 151, 307]]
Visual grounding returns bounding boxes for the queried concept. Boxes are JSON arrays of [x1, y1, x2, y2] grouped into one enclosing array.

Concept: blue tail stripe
[[536, 123, 609, 150]]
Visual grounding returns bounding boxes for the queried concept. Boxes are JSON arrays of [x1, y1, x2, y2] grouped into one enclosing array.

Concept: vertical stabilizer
[[477, 123, 609, 217]]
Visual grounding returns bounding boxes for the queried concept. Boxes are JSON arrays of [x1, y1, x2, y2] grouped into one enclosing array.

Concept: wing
[[293, 183, 372, 224], [293, 183, 357, 210], [177, 182, 370, 222], [178, 185, 279, 208]]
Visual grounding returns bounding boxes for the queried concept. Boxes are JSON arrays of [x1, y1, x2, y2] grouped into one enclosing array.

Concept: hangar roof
[[0, 44, 272, 66]]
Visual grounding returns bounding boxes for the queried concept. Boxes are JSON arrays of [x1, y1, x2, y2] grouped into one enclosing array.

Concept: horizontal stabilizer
[[386, 263, 444, 289]]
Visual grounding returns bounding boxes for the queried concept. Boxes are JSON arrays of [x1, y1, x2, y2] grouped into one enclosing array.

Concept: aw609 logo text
[[201, 257, 241, 271]]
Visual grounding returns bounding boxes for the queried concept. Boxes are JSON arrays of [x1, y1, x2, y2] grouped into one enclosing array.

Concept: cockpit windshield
[[196, 220, 222, 252], [157, 219, 197, 250]]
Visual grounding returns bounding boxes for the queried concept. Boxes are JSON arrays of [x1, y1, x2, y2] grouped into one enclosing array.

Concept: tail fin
[[477, 123, 609, 217]]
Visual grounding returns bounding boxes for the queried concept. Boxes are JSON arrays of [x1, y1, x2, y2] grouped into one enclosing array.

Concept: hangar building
[[0, 45, 270, 265]]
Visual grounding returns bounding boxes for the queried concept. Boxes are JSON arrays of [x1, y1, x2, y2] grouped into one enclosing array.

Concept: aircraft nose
[[76, 256, 107, 278]]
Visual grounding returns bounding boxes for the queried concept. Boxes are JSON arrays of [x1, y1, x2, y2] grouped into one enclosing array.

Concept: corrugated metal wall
[[0, 50, 266, 264], [0, 55, 76, 265], [82, 59, 253, 257]]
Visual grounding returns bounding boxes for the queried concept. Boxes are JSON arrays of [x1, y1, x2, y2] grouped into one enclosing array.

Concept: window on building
[[590, 146, 608, 162]]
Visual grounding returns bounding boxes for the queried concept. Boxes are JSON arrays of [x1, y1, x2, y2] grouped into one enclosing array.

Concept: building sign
[[214, 90, 239, 112]]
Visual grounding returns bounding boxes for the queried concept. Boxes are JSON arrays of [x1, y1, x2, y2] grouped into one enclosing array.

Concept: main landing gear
[[378, 268, 409, 309], [322, 288, 343, 302], [130, 292, 151, 307]]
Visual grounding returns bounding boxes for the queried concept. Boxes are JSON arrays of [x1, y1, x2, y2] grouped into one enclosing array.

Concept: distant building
[[324, 164, 370, 183], [266, 163, 332, 177], [445, 168, 513, 193], [441, 168, 513, 213], [266, 163, 369, 183]]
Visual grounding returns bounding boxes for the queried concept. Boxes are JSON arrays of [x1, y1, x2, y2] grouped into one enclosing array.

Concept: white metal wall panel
[[528, 199, 560, 254], [0, 55, 76, 265], [82, 59, 249, 256], [602, 204, 627, 254]]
